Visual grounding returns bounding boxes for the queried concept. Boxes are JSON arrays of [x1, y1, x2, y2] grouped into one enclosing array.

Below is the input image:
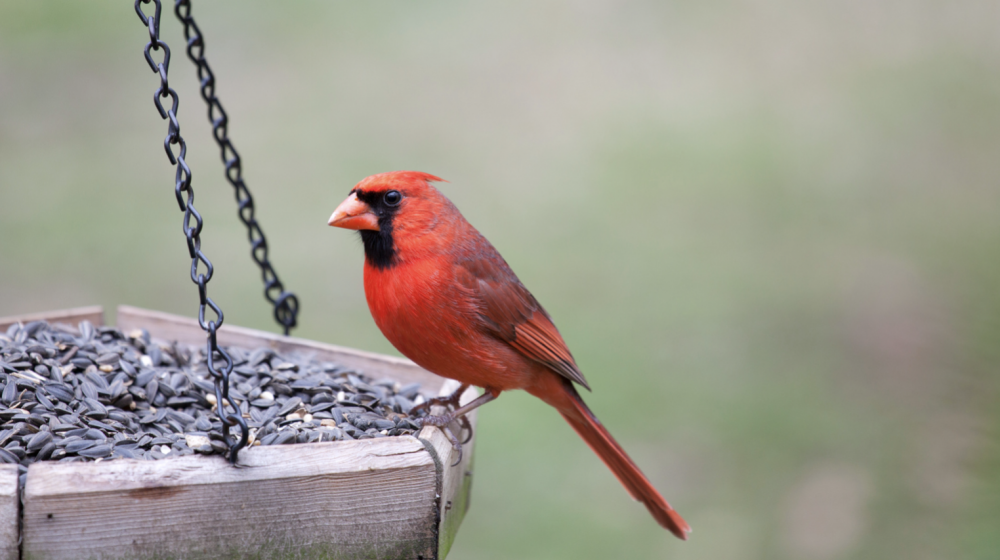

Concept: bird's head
[[328, 171, 451, 269]]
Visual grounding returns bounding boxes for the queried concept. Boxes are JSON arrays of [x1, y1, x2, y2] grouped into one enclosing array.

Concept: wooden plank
[[418, 380, 479, 559], [0, 465, 17, 560], [23, 439, 439, 560], [0, 305, 104, 332], [116, 305, 446, 395]]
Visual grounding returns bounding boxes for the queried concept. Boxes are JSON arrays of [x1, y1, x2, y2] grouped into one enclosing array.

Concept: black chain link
[[174, 0, 299, 336], [135, 0, 248, 463]]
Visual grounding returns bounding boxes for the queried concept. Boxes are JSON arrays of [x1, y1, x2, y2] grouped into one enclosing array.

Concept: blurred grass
[[2, 2, 999, 559]]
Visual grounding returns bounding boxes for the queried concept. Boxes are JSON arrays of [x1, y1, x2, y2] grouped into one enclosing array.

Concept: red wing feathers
[[455, 242, 590, 390], [511, 314, 590, 390]]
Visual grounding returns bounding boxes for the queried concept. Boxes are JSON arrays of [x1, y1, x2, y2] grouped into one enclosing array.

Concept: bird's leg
[[409, 383, 470, 418], [411, 384, 478, 444], [410, 383, 476, 444], [415, 389, 498, 466]]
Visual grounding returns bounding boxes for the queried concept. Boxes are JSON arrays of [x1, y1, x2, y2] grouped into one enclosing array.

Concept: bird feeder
[[0, 305, 476, 560]]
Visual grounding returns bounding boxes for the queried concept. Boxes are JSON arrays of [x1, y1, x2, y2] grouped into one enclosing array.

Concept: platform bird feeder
[[0, 305, 476, 560]]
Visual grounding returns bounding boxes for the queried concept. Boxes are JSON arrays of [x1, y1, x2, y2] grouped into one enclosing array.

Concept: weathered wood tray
[[0, 305, 476, 560]]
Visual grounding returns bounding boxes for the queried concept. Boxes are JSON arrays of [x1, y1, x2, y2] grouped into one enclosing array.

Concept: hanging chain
[[173, 0, 299, 336], [134, 0, 248, 463]]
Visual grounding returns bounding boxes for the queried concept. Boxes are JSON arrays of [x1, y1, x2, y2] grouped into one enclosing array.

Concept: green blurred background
[[2, 2, 999, 559]]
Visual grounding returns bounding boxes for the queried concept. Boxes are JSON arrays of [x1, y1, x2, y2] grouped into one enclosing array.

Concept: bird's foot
[[414, 413, 469, 467], [409, 384, 468, 418], [410, 384, 474, 450]]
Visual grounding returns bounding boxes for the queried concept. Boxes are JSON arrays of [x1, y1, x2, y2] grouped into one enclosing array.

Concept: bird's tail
[[528, 375, 691, 540]]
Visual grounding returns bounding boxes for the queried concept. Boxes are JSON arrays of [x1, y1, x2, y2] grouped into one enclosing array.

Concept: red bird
[[328, 171, 691, 540]]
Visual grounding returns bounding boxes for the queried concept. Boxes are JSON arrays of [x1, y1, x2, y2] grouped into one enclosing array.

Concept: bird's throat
[[360, 228, 397, 270]]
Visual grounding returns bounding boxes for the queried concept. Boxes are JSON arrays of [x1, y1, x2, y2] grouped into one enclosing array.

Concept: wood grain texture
[[0, 305, 104, 332], [24, 439, 439, 560], [0, 465, 17, 560], [418, 380, 479, 559], [116, 305, 446, 395]]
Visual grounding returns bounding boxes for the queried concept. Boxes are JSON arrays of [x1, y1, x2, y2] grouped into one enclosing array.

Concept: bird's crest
[[353, 171, 446, 193]]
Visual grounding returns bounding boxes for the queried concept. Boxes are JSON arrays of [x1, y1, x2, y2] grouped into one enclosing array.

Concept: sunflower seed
[[0, 319, 431, 466], [78, 444, 111, 458], [64, 439, 95, 454], [135, 369, 156, 387], [83, 429, 106, 441], [1, 383, 16, 404], [278, 397, 302, 417], [80, 381, 98, 401], [119, 359, 136, 376], [26, 431, 53, 452], [36, 441, 56, 461]]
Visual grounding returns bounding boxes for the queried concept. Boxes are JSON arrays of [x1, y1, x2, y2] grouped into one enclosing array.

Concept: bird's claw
[[409, 387, 465, 418], [409, 385, 475, 455], [458, 415, 473, 445], [415, 414, 465, 466]]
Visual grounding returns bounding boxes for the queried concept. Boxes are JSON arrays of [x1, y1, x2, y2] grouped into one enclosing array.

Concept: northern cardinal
[[328, 171, 691, 539]]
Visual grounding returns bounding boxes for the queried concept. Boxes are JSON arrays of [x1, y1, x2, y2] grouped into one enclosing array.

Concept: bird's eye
[[383, 190, 402, 206]]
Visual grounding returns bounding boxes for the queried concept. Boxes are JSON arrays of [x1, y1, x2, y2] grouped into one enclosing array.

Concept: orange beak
[[328, 192, 379, 231]]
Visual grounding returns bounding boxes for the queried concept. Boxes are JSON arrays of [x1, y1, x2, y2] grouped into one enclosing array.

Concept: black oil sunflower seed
[[26, 431, 53, 452], [0, 320, 430, 465], [278, 397, 302, 417], [78, 444, 112, 458]]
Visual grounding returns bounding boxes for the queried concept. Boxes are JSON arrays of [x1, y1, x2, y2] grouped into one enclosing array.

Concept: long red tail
[[530, 376, 691, 540]]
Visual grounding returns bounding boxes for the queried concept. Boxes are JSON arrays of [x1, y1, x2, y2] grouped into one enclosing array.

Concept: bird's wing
[[455, 245, 591, 390]]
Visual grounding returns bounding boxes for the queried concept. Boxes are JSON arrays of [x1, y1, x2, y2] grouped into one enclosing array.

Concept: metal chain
[[134, 0, 248, 463], [173, 0, 299, 336]]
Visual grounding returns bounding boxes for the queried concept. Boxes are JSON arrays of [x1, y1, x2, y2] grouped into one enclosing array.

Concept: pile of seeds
[[0, 320, 429, 484]]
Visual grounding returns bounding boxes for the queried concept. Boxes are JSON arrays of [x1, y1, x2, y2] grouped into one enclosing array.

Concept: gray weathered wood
[[417, 380, 479, 559], [0, 465, 18, 560], [0, 305, 104, 332], [24, 439, 439, 560], [15, 305, 477, 559]]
